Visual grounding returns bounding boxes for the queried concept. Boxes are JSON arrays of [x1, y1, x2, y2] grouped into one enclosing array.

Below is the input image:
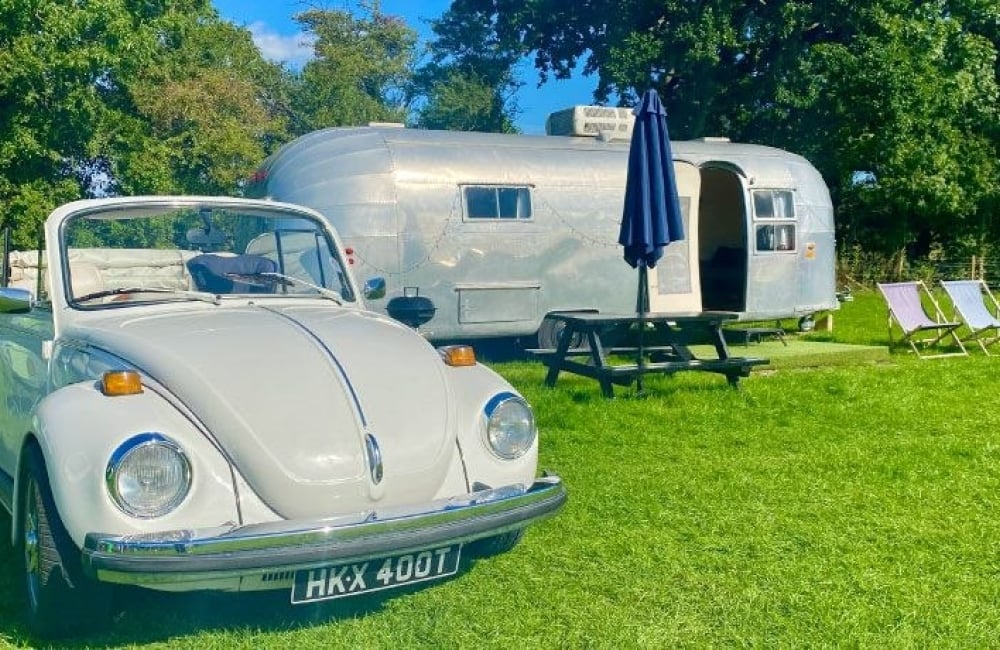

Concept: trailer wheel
[[798, 315, 815, 332], [536, 316, 587, 350]]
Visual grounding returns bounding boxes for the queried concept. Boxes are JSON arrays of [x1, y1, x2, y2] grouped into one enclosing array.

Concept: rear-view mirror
[[187, 227, 226, 247]]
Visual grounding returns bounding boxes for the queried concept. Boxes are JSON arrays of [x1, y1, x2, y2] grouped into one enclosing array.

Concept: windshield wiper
[[74, 287, 221, 305], [224, 272, 345, 304]]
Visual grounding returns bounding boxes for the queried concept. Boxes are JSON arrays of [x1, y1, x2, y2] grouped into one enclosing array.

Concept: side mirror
[[0, 287, 35, 314], [363, 277, 386, 300]]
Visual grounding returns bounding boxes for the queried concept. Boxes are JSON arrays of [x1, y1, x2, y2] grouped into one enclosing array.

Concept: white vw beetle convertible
[[0, 196, 565, 636]]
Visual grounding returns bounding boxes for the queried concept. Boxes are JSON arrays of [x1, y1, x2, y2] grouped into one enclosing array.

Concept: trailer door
[[745, 188, 799, 316], [648, 161, 702, 312], [697, 164, 747, 312]]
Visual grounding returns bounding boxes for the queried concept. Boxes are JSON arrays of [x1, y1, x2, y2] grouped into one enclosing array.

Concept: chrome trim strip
[[82, 477, 565, 587], [259, 305, 368, 428], [364, 433, 384, 485], [451, 281, 542, 290]]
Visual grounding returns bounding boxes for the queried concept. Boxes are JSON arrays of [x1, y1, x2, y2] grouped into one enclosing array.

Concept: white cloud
[[247, 21, 315, 68]]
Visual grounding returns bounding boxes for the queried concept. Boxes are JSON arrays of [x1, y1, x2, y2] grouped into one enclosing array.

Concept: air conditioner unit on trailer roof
[[545, 105, 634, 140]]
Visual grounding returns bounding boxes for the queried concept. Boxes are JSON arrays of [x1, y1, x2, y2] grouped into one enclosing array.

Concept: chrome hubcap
[[364, 433, 384, 485]]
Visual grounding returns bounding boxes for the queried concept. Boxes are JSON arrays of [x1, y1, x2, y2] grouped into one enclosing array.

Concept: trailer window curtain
[[752, 190, 796, 252], [462, 186, 532, 220]]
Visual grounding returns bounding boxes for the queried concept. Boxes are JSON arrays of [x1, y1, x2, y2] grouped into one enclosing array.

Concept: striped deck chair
[[877, 281, 967, 358], [940, 279, 1000, 354]]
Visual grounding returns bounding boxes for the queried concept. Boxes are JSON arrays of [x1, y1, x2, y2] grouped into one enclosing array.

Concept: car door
[[0, 306, 53, 474]]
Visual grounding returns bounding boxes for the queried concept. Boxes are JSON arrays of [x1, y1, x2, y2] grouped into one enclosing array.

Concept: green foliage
[[0, 1, 440, 251], [288, 5, 417, 132], [121, 18, 291, 196], [414, 6, 523, 132], [0, 0, 290, 248], [797, 6, 999, 258], [436, 0, 1000, 260], [0, 0, 151, 242], [63, 212, 199, 250], [412, 68, 519, 132]]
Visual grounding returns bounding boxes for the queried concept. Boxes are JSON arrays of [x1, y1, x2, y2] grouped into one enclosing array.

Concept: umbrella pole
[[637, 264, 647, 395]]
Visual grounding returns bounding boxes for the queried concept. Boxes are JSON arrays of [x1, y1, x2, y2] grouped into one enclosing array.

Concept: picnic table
[[528, 311, 769, 398]]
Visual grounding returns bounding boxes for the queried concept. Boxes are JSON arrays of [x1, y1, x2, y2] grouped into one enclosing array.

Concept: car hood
[[65, 304, 456, 519]]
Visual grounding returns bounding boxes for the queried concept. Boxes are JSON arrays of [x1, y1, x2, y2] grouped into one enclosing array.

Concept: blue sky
[[211, 0, 598, 134]]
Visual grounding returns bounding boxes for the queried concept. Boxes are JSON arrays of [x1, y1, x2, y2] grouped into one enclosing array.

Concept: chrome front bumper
[[81, 476, 565, 590]]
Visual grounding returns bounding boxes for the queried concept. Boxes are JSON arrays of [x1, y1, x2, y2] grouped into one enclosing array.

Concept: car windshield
[[60, 201, 355, 307]]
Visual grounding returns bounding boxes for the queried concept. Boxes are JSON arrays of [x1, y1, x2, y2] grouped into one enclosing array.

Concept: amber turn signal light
[[101, 370, 144, 396], [439, 345, 476, 367]]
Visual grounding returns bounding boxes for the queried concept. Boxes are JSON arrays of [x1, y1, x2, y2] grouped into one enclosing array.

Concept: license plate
[[290, 545, 462, 604]]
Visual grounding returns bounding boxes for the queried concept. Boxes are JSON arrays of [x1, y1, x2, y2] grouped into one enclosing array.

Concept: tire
[[536, 315, 587, 350], [466, 529, 524, 558], [18, 444, 111, 638]]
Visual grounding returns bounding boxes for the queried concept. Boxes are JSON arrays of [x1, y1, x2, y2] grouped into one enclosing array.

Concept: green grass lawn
[[3, 290, 1000, 648]]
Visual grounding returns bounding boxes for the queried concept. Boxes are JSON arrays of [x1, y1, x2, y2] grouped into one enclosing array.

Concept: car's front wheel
[[19, 443, 111, 638]]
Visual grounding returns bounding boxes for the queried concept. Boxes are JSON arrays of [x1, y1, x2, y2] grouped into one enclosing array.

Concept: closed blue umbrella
[[618, 89, 686, 393]]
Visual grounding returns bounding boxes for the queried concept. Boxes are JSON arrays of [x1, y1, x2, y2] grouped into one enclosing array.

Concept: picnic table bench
[[528, 311, 769, 398]]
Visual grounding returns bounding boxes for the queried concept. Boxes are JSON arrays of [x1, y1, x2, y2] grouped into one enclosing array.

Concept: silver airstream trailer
[[249, 114, 837, 346]]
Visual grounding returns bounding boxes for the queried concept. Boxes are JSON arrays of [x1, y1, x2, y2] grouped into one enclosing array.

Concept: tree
[[0, 0, 148, 244], [119, 17, 291, 195], [800, 6, 1000, 259], [413, 7, 522, 132], [413, 67, 518, 132], [435, 0, 999, 259], [289, 4, 417, 132], [0, 0, 291, 247]]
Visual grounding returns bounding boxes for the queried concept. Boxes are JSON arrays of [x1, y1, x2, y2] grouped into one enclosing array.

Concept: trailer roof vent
[[545, 106, 634, 140]]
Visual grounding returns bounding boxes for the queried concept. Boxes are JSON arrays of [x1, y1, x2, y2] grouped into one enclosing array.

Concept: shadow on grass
[[541, 369, 762, 404], [96, 584, 424, 644], [0, 509, 474, 647]]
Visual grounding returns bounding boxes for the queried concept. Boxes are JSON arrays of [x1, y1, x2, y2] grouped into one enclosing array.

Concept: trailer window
[[752, 190, 795, 252], [463, 186, 532, 220]]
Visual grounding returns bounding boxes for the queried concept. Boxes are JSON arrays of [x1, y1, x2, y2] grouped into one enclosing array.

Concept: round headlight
[[485, 394, 536, 460], [106, 433, 191, 519]]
